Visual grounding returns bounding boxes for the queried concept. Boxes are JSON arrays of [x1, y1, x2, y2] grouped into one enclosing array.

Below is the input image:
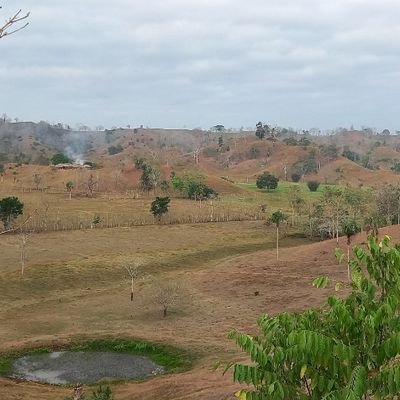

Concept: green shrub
[[291, 173, 301, 182], [307, 180, 320, 192], [108, 145, 123, 155]]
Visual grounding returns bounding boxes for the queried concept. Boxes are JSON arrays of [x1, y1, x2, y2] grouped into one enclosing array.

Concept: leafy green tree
[[0, 196, 24, 230], [170, 173, 217, 201], [291, 173, 301, 183], [307, 180, 320, 192], [269, 210, 287, 261], [150, 196, 170, 221], [51, 152, 71, 165], [228, 235, 400, 400], [255, 121, 267, 139], [140, 165, 159, 192], [342, 149, 360, 162], [256, 172, 279, 191]]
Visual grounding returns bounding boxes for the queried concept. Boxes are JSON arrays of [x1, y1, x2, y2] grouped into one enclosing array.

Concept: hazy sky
[[1, 0, 400, 130]]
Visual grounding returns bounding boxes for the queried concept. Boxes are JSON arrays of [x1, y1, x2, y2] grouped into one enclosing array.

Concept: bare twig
[[0, 209, 37, 235], [0, 7, 30, 39]]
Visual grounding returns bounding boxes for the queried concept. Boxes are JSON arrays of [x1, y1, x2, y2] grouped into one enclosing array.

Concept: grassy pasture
[[0, 190, 269, 232], [0, 218, 310, 399]]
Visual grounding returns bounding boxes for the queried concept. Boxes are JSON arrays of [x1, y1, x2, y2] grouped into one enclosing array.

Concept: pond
[[12, 351, 164, 384]]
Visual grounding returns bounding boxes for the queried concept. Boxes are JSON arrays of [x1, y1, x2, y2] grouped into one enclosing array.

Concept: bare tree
[[72, 384, 83, 400], [85, 174, 97, 197], [153, 280, 181, 318], [19, 232, 30, 276], [0, 6, 30, 39], [125, 259, 147, 301], [33, 173, 42, 190]]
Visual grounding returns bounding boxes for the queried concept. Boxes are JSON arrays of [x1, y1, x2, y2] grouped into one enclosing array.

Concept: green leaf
[[313, 276, 329, 288]]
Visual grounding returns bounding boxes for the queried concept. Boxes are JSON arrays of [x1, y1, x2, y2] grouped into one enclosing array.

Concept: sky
[[1, 0, 400, 131]]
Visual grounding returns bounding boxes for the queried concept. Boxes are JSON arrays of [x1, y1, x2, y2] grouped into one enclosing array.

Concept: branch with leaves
[[0, 7, 30, 39], [226, 235, 400, 399]]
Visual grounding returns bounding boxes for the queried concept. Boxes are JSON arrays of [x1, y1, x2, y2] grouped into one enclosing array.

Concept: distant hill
[[1, 120, 400, 189]]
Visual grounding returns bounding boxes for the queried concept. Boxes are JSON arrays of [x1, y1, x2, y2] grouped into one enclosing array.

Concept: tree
[[256, 172, 279, 191], [153, 280, 180, 318], [291, 173, 301, 183], [341, 219, 361, 282], [32, 173, 42, 190], [65, 181, 74, 200], [269, 210, 287, 261], [0, 7, 30, 39], [376, 184, 400, 225], [19, 232, 30, 276], [150, 196, 170, 221], [0, 196, 23, 230], [85, 174, 97, 197], [170, 173, 217, 201], [0, 163, 4, 183], [255, 121, 265, 139], [140, 165, 159, 192], [125, 259, 146, 302], [51, 152, 71, 165], [307, 180, 320, 192], [287, 187, 305, 226], [228, 235, 400, 399]]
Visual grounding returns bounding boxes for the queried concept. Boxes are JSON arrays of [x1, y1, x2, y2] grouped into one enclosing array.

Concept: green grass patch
[[0, 338, 192, 378]]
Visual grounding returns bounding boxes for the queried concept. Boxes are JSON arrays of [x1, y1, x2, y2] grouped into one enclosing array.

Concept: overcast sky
[[1, 0, 400, 130]]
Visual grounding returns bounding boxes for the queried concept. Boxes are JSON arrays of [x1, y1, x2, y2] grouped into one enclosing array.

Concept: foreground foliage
[[228, 235, 400, 399], [64, 385, 113, 400], [0, 196, 24, 230]]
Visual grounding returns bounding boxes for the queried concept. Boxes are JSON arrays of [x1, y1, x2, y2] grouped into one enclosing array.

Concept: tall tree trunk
[[276, 226, 279, 262], [347, 243, 351, 283]]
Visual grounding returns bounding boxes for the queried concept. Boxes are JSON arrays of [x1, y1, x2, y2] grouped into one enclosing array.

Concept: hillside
[[1, 121, 400, 190]]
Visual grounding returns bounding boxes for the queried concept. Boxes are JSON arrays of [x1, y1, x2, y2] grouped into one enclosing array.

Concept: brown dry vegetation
[[1, 213, 399, 399]]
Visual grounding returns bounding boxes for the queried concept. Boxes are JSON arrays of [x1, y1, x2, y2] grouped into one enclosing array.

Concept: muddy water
[[12, 351, 164, 384]]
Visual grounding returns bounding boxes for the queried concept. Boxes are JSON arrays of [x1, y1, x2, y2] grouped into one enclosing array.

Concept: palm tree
[[269, 211, 287, 262]]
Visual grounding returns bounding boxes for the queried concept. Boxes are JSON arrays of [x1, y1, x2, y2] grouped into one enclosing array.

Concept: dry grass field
[[0, 215, 306, 400], [1, 209, 399, 400]]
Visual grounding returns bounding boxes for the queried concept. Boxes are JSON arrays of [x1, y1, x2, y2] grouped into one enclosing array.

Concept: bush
[[307, 180, 320, 192], [51, 152, 71, 165], [291, 173, 301, 182], [150, 196, 170, 221], [108, 145, 123, 155], [256, 172, 279, 191]]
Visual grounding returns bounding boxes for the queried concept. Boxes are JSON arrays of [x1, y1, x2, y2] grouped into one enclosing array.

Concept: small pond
[[12, 351, 164, 384]]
